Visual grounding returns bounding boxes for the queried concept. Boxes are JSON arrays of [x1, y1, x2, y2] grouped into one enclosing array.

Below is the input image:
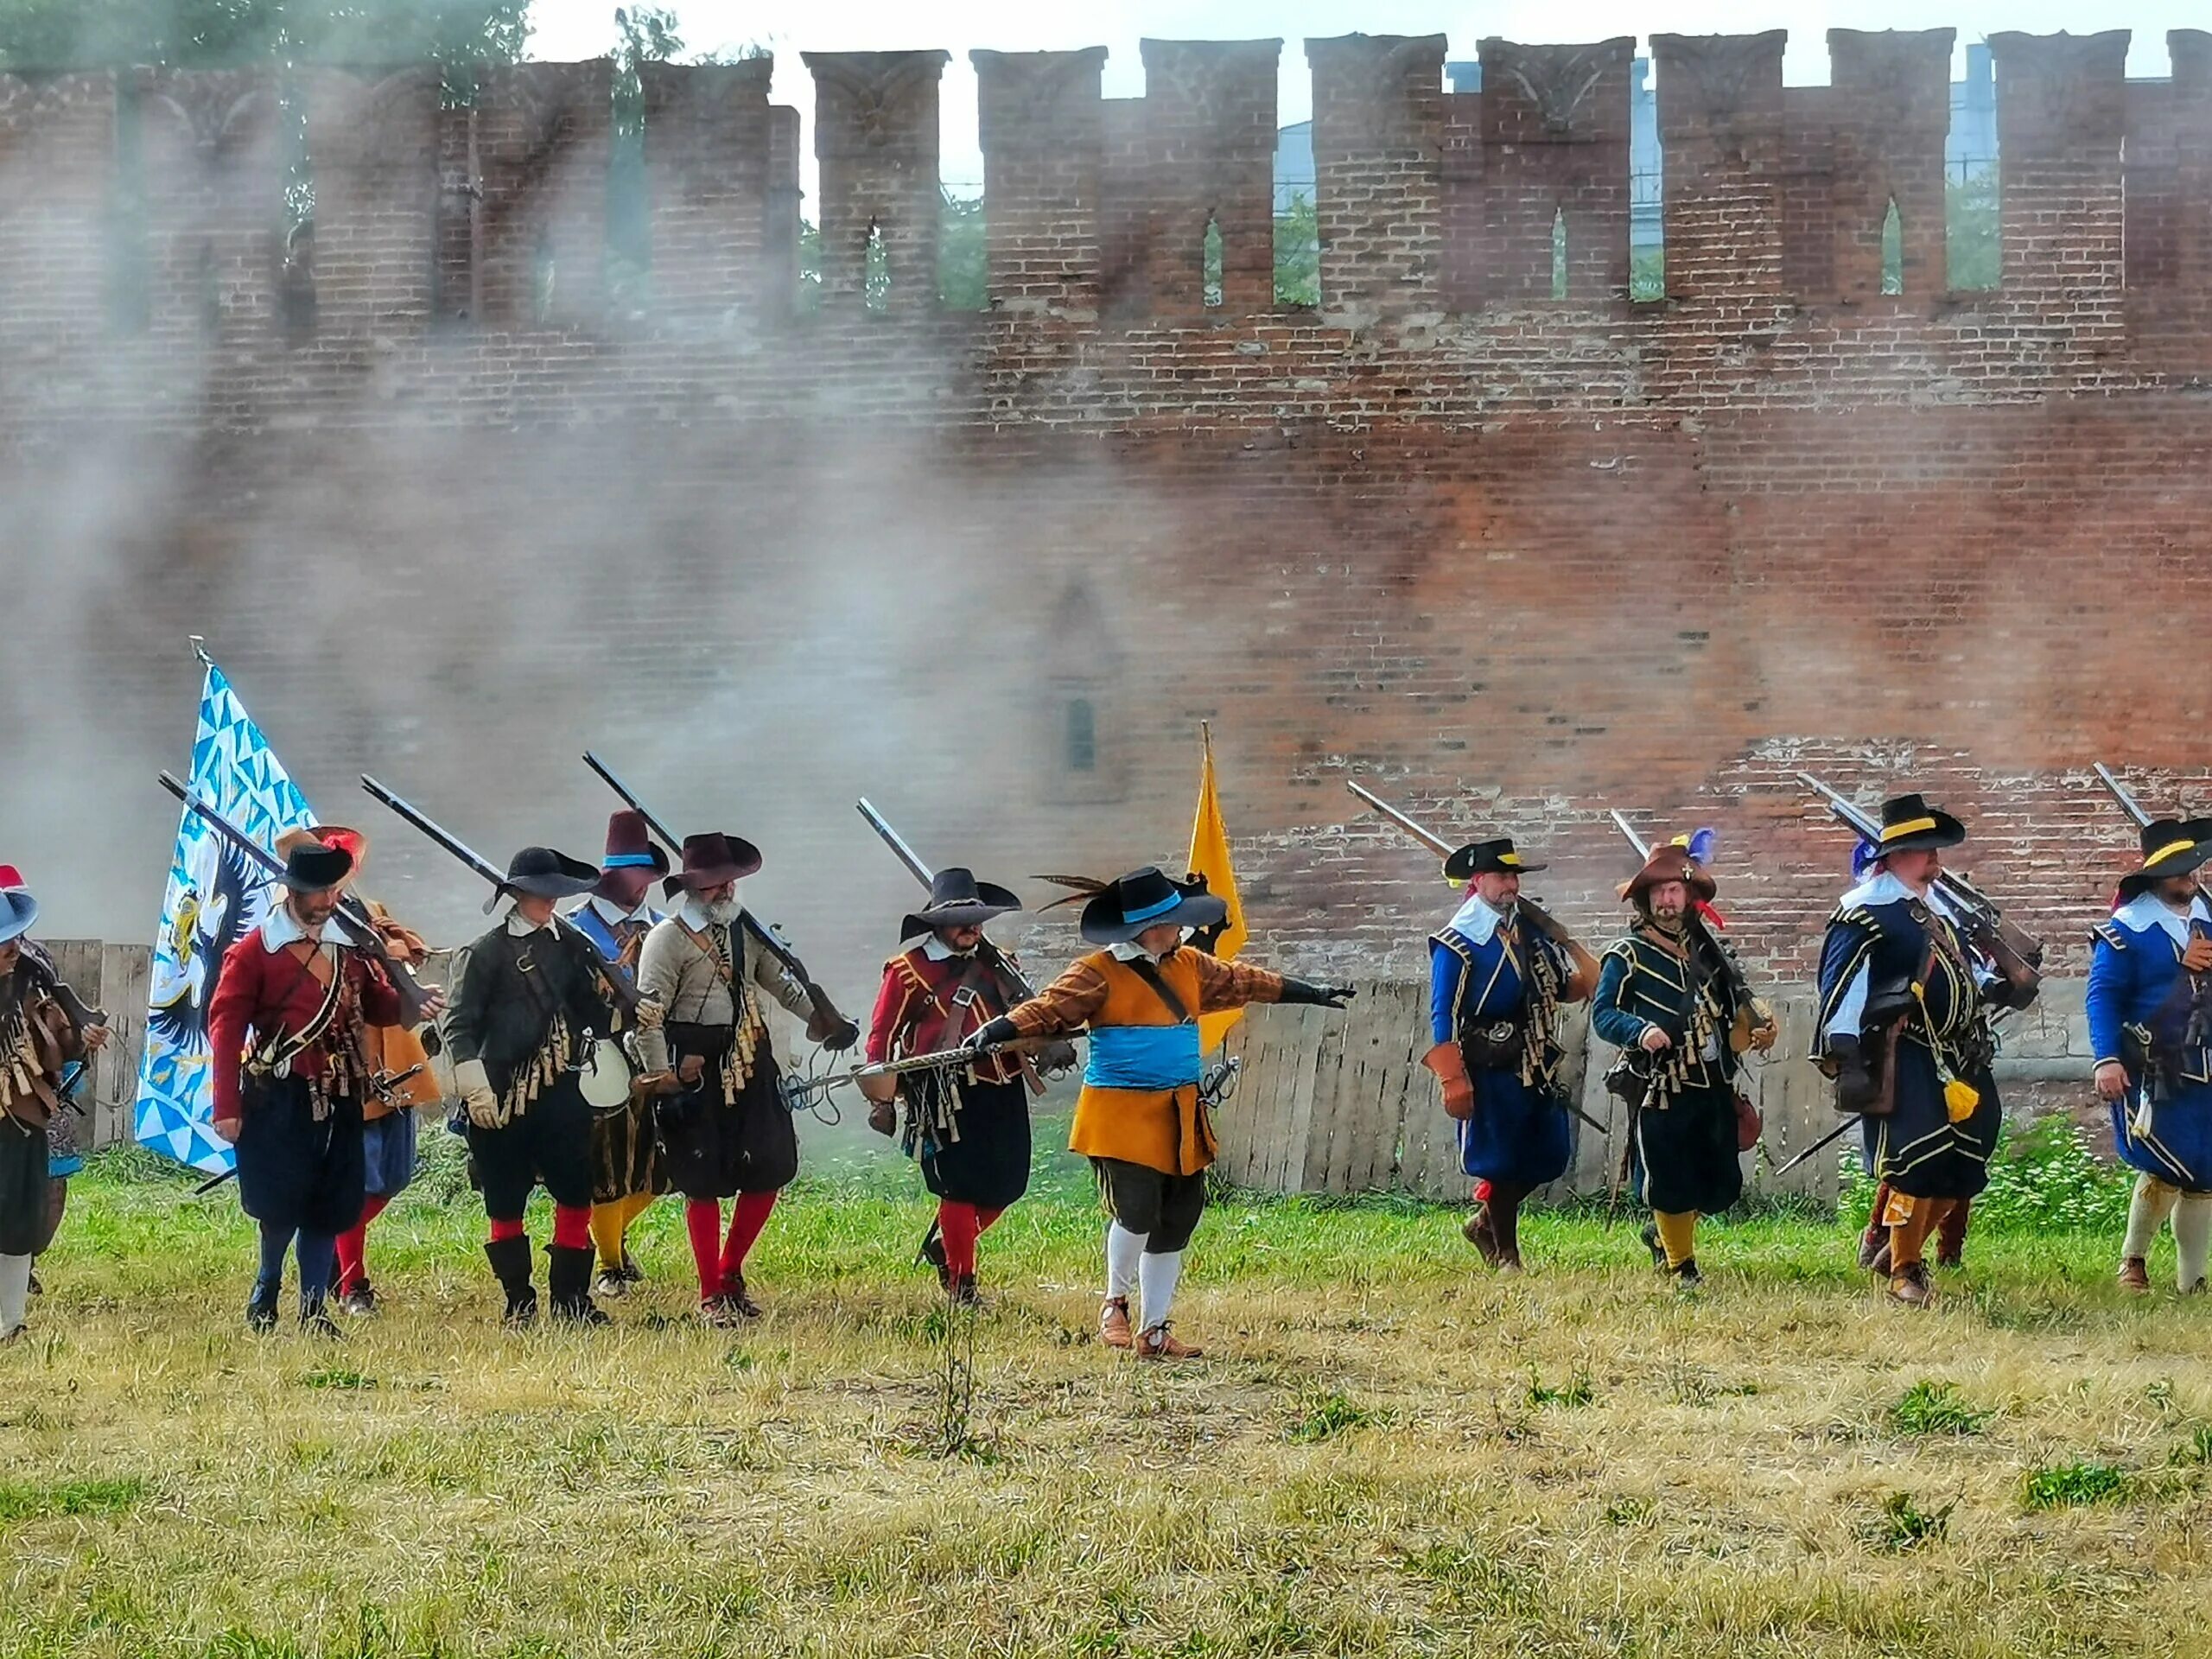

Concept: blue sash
[[1084, 1023, 1204, 1091]]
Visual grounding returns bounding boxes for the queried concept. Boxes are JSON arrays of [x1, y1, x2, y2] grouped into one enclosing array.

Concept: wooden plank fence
[[40, 943, 2089, 1211], [1214, 979, 1851, 1205]]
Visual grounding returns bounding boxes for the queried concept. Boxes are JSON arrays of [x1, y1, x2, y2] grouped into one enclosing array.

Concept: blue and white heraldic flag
[[134, 662, 318, 1174]]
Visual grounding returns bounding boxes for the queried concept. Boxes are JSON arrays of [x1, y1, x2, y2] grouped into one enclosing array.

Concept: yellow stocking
[[588, 1203, 630, 1273], [1653, 1210, 1699, 1270]]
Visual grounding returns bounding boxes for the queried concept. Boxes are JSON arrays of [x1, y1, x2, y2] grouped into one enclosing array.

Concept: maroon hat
[[663, 830, 763, 898], [594, 810, 671, 908]]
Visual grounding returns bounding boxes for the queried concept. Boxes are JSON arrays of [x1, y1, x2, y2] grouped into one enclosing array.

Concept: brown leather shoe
[[1867, 1240, 1892, 1278], [2118, 1256, 2152, 1293], [1888, 1262, 1933, 1307], [1462, 1204, 1502, 1268], [1857, 1224, 1889, 1272], [1137, 1322, 1204, 1361], [1099, 1295, 1133, 1350]]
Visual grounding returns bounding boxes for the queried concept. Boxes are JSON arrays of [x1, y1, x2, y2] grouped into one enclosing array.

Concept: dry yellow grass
[[4, 1152, 2210, 1657]]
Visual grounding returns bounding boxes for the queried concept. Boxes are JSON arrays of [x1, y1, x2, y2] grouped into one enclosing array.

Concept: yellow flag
[[1186, 722, 1249, 1051]]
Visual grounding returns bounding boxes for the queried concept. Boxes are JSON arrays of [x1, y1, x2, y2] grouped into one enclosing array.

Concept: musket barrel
[[582, 752, 683, 853], [855, 798, 936, 888], [1344, 779, 1458, 858], [2093, 762, 2156, 830]]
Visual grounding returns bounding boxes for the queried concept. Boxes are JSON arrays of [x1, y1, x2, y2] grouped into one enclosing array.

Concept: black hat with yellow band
[[1872, 793, 1966, 857], [2117, 817, 2212, 899], [1443, 837, 1545, 882]]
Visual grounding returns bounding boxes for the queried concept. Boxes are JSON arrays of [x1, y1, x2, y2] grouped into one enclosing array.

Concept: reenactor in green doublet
[[1590, 841, 1775, 1286]]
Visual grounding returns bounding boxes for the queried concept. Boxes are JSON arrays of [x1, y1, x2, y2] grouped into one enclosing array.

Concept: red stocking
[[721, 1190, 778, 1283], [684, 1199, 723, 1300], [938, 1201, 981, 1279]]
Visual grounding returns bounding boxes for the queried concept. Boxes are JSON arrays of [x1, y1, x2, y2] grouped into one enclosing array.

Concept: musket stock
[[1796, 771, 2044, 989]]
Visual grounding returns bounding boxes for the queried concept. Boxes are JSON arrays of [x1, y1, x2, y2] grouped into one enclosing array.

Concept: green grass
[[7, 1144, 2212, 1655]]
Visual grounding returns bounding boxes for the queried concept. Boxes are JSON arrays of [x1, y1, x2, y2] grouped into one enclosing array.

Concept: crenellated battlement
[[1, 25, 2209, 389]]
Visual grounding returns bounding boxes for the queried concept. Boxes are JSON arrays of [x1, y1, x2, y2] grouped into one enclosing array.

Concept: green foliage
[[938, 191, 986, 312], [1630, 246, 1664, 302], [0, 0, 530, 71], [1859, 1490, 1955, 1552], [1274, 191, 1319, 308], [1948, 168, 2001, 292], [1284, 1389, 1383, 1443], [2172, 1424, 2212, 1466], [1842, 1114, 2131, 1235], [0, 1477, 148, 1522], [1890, 1380, 1993, 1438], [2022, 1461, 2132, 1510]]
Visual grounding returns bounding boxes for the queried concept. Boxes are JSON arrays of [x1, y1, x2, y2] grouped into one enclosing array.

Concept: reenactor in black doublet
[[1591, 841, 1775, 1286], [443, 846, 625, 1326]]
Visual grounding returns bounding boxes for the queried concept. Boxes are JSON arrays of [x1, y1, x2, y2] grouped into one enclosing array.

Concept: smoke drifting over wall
[[3, 24, 2212, 999]]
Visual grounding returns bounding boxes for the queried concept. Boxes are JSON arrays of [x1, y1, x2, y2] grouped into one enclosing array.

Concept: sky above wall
[[529, 1, 2196, 194]]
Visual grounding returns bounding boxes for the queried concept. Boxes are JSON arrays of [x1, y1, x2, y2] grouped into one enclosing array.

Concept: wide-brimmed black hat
[[594, 810, 671, 907], [1869, 792, 1967, 857], [502, 846, 599, 901], [1443, 837, 1545, 883], [664, 830, 764, 897], [900, 867, 1021, 941], [1077, 866, 1229, 945], [2118, 817, 2212, 898], [279, 840, 354, 893]]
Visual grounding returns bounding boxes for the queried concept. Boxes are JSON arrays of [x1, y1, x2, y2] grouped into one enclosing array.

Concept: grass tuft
[[1523, 1362, 1597, 1409], [2022, 1461, 2133, 1510], [1858, 1490, 1956, 1552], [1284, 1388, 1384, 1443], [0, 1476, 149, 1522], [1889, 1378, 1993, 1437]]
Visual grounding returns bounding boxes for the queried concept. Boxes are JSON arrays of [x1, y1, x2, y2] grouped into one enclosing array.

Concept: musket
[[855, 796, 1039, 1001], [1796, 771, 2044, 996], [2093, 761, 2212, 1054], [1605, 808, 1777, 1052], [580, 752, 852, 1037], [1348, 778, 1610, 1135], [1766, 1114, 1856, 1180], [158, 771, 435, 1026], [1344, 779, 1584, 949], [359, 774, 637, 1016]]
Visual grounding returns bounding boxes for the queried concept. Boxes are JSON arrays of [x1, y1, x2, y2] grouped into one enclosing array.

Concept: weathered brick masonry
[[3, 28, 2210, 1028]]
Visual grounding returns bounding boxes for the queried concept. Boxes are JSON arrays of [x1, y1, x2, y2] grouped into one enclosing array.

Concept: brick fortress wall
[[2, 28, 2210, 1025]]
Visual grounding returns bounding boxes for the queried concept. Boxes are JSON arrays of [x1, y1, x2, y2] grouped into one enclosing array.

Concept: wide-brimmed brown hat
[[664, 830, 764, 897], [1620, 842, 1718, 906]]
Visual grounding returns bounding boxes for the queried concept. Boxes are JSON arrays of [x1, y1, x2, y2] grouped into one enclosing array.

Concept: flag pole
[[188, 634, 213, 667]]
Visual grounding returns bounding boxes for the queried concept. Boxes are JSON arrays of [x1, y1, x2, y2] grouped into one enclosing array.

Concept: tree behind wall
[[0, 0, 530, 69]]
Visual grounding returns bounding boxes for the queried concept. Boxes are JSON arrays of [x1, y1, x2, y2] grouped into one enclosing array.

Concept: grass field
[[5, 1137, 2212, 1658]]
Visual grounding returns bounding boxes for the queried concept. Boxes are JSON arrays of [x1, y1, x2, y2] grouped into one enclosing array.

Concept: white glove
[[454, 1057, 501, 1129]]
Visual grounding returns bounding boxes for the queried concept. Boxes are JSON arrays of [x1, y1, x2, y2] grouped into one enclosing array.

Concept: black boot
[[918, 1223, 949, 1290], [548, 1244, 610, 1326], [300, 1291, 345, 1340], [246, 1277, 281, 1334], [485, 1235, 537, 1328]]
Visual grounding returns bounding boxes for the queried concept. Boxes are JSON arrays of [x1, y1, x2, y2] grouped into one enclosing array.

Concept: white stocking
[[2173, 1193, 2212, 1291], [2123, 1174, 2180, 1260], [0, 1253, 30, 1338], [1137, 1249, 1185, 1333], [1106, 1223, 1144, 1300]]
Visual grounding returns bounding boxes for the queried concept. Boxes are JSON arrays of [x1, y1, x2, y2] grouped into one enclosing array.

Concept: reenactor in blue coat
[[1424, 837, 1599, 1270], [1814, 794, 2035, 1306], [2088, 817, 2212, 1293]]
